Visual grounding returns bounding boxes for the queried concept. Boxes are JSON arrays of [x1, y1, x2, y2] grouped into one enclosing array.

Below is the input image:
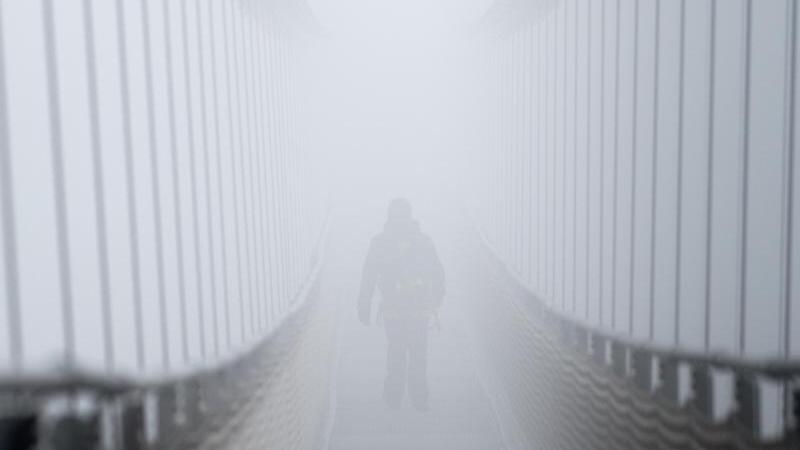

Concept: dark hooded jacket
[[358, 218, 445, 315]]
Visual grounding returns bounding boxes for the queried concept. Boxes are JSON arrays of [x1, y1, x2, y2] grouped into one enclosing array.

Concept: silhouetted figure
[[358, 199, 445, 411]]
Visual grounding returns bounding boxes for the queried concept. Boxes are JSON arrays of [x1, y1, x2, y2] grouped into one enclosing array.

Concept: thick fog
[[1, 0, 799, 448]]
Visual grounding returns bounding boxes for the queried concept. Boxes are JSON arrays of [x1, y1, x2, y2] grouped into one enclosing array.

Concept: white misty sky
[[307, 0, 495, 35]]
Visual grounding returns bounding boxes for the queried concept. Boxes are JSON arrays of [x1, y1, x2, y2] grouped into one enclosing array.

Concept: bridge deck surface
[[326, 217, 506, 450], [328, 308, 506, 450]]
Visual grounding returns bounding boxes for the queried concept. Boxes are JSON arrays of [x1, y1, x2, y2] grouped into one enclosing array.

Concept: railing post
[[559, 319, 574, 347], [156, 386, 178, 448], [631, 350, 653, 392], [657, 357, 680, 405], [182, 380, 202, 431], [591, 335, 607, 366], [44, 403, 101, 450], [733, 374, 761, 438], [689, 365, 714, 420], [119, 395, 145, 450], [0, 410, 37, 450], [174, 383, 188, 428], [575, 327, 589, 354], [142, 391, 158, 447], [788, 384, 799, 436], [610, 341, 628, 378]]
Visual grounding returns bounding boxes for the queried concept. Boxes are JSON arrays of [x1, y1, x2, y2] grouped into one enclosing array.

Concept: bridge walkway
[[325, 214, 507, 450]]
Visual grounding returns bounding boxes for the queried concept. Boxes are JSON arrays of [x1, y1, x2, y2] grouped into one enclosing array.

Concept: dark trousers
[[383, 316, 429, 407]]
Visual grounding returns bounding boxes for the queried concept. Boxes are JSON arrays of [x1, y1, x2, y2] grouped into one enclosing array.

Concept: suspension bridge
[[0, 0, 799, 448]]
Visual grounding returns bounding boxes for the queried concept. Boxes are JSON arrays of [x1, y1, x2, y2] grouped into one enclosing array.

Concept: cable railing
[[0, 220, 333, 449], [0, 0, 324, 378], [0, 0, 328, 448], [470, 0, 800, 444], [473, 225, 800, 448], [475, 0, 798, 395]]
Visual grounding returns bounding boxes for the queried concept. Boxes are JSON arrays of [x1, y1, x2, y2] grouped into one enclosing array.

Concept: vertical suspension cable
[[237, 7, 253, 336], [649, 0, 662, 342], [527, 26, 535, 287], [42, 0, 77, 365], [580, 0, 584, 320], [241, 15, 258, 335], [784, 0, 798, 359], [288, 40, 302, 295], [498, 44, 503, 257], [162, 0, 190, 363], [180, 0, 207, 359], [195, 0, 219, 357], [519, 30, 523, 269], [114, 0, 146, 369], [512, 36, 516, 263], [495, 42, 499, 253], [628, 0, 641, 337], [251, 17, 266, 331], [266, 26, 280, 328], [500, 41, 506, 259], [780, 0, 797, 424], [524, 32, 530, 287], [561, 1, 569, 314], [611, 0, 621, 331], [282, 34, 293, 301], [519, 26, 533, 286], [500, 40, 506, 259], [0, 0, 21, 371], [221, 0, 246, 343], [250, 16, 267, 332], [515, 31, 522, 271], [549, 15, 556, 306], [279, 35, 290, 309], [239, 15, 255, 331], [270, 30, 286, 315], [539, 22, 546, 304], [233, 2, 254, 340], [265, 27, 278, 328], [286, 37, 297, 302], [140, 0, 171, 368], [592, 0, 607, 327], [208, 0, 232, 352], [704, 0, 718, 352], [738, 0, 753, 355], [520, 30, 525, 272], [540, 18, 547, 301], [584, 0, 593, 321], [195, 3, 219, 356], [264, 28, 280, 327], [278, 34, 289, 310], [498, 40, 504, 256], [539, 22, 544, 301], [512, 33, 518, 270], [251, 18, 270, 333], [81, 0, 115, 371], [270, 32, 282, 310], [588, 0, 607, 325], [509, 39, 514, 262], [585, 0, 594, 319], [500, 41, 505, 258], [293, 48, 305, 292], [509, 34, 515, 274], [283, 34, 294, 294], [674, 0, 687, 347]]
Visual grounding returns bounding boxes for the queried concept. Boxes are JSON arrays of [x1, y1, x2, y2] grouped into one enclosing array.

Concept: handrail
[[476, 224, 800, 381], [0, 215, 330, 398], [475, 223, 800, 445]]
